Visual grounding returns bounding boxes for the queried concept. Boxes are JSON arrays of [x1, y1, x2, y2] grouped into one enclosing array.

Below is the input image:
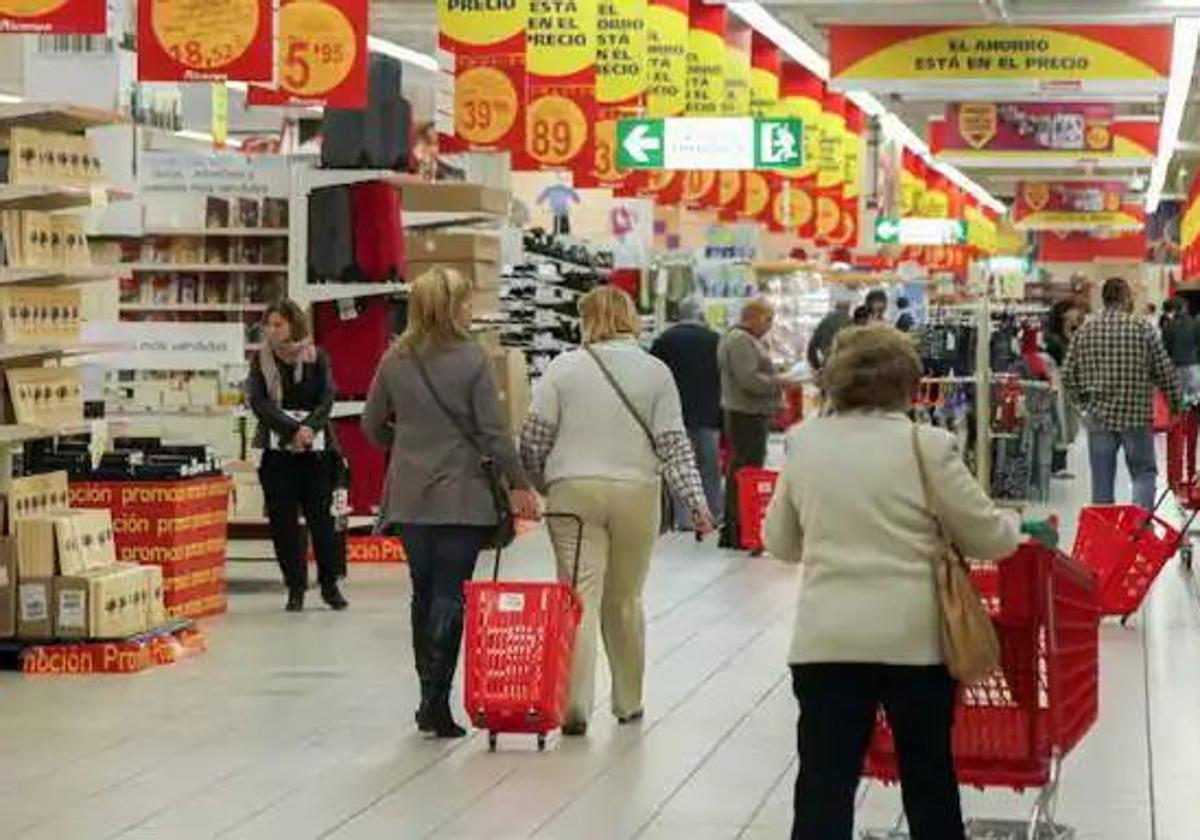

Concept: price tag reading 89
[[527, 95, 587, 167], [278, 0, 357, 97], [152, 0, 261, 71]]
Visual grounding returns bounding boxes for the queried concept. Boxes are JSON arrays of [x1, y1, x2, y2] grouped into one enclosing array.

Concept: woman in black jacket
[[247, 299, 347, 613]]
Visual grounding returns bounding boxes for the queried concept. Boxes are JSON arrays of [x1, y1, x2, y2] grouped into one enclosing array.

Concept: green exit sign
[[876, 217, 967, 245], [616, 117, 803, 171]]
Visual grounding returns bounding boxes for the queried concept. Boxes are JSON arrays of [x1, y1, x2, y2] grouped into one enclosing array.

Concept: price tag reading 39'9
[[455, 66, 519, 146], [527, 95, 588, 167], [278, 0, 357, 97], [151, 0, 261, 71]]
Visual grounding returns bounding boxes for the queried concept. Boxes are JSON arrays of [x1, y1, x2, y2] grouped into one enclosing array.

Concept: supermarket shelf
[[0, 341, 128, 364], [303, 281, 408, 303], [122, 263, 288, 273], [227, 515, 375, 529], [405, 211, 496, 230], [0, 420, 118, 446], [0, 183, 128, 211], [143, 228, 289, 238], [331, 401, 365, 418], [0, 102, 127, 133], [0, 265, 121, 286], [120, 302, 269, 313], [107, 405, 247, 420], [300, 168, 423, 192]]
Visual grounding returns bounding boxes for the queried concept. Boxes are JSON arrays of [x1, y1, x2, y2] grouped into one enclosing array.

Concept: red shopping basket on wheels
[[865, 544, 1099, 834], [1071, 497, 1192, 619], [1166, 409, 1199, 503], [463, 513, 584, 752], [736, 467, 779, 551]]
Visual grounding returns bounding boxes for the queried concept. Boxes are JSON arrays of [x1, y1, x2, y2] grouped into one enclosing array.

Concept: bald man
[[717, 299, 787, 550]]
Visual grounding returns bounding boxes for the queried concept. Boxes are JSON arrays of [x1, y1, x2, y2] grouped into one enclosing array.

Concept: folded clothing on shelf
[[313, 297, 393, 398]]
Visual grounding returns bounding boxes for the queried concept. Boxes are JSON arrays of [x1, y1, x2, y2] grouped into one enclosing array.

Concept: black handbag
[[413, 355, 515, 549]]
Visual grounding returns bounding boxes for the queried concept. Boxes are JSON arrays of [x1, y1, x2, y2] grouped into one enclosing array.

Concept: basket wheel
[[537, 733, 546, 752], [488, 732, 497, 752]]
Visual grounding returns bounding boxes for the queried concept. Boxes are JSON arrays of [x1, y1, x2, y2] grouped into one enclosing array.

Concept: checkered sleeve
[[519, 413, 557, 491], [655, 430, 710, 521]]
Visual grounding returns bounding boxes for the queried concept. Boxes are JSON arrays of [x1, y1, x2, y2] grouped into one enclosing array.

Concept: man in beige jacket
[[717, 298, 787, 549]]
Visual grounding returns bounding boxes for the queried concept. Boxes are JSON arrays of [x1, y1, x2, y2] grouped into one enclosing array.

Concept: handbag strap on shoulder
[[584, 345, 657, 452], [413, 353, 484, 459]]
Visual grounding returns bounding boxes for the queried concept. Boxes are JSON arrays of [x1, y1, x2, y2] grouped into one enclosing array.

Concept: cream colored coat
[[765, 412, 1020, 666]]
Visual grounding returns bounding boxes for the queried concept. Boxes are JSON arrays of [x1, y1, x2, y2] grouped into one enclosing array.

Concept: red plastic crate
[[736, 468, 779, 551], [865, 544, 1099, 791], [1072, 505, 1180, 617]]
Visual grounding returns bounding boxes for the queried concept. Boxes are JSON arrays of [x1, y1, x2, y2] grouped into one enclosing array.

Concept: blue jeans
[[1087, 426, 1157, 511], [672, 426, 723, 529]]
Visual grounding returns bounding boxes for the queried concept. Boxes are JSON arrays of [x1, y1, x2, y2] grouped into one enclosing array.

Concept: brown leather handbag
[[910, 423, 1001, 685]]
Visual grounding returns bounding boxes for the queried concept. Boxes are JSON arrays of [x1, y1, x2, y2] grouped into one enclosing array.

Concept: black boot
[[425, 600, 467, 739], [412, 600, 434, 732], [285, 589, 305, 612], [321, 584, 349, 611]]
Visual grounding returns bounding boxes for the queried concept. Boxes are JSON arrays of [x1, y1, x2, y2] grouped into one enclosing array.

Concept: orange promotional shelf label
[[0, 0, 104, 33], [830, 25, 1172, 93], [139, 0, 274, 82], [646, 0, 687, 118], [438, 0, 527, 154], [247, 0, 367, 108], [524, 0, 598, 174]]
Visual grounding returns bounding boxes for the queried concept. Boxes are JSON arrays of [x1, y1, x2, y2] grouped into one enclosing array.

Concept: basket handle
[[490, 512, 585, 591]]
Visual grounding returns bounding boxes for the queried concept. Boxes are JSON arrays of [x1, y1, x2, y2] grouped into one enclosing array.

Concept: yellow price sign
[[594, 120, 622, 183], [278, 1, 357, 97], [455, 66, 519, 146], [152, 0, 261, 71], [527, 94, 588, 166]]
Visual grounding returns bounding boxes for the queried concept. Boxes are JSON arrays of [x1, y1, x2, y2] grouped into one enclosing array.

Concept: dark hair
[[1102, 277, 1130, 308], [264, 298, 310, 342], [1164, 297, 1184, 315], [865, 290, 888, 306], [852, 305, 870, 325], [1047, 300, 1073, 335], [896, 297, 910, 310]]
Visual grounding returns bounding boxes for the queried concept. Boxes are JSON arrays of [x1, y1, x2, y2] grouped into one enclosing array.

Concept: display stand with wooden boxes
[[406, 231, 502, 317], [70, 475, 231, 620], [4, 471, 168, 641]]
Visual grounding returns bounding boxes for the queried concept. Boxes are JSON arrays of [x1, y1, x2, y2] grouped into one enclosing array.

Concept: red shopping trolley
[[1071, 493, 1196, 620], [864, 543, 1100, 837], [463, 513, 584, 752], [736, 467, 779, 552]]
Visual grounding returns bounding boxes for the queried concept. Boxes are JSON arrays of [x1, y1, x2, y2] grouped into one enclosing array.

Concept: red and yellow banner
[[0, 0, 104, 33], [919, 172, 950, 219], [1184, 175, 1200, 281], [646, 0, 688, 118], [438, 0, 527, 153], [1014, 180, 1142, 231], [931, 112, 1158, 167], [524, 0, 598, 174], [723, 18, 751, 117], [778, 60, 822, 238], [749, 33, 780, 118], [830, 25, 1172, 92], [828, 100, 864, 248], [595, 0, 648, 195], [138, 0, 275, 82], [900, 149, 926, 218], [685, 0, 724, 117], [740, 170, 772, 223], [815, 90, 846, 241], [247, 0, 368, 109]]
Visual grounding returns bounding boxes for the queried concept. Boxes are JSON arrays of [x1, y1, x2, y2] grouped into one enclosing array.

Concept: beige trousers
[[547, 478, 660, 724]]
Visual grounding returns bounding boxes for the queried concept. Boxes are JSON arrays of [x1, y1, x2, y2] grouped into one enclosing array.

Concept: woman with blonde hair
[[764, 324, 1020, 839], [520, 285, 714, 736], [362, 267, 540, 739]]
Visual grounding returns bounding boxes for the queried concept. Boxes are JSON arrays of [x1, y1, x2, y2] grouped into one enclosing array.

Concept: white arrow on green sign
[[616, 117, 803, 171], [876, 217, 968, 246]]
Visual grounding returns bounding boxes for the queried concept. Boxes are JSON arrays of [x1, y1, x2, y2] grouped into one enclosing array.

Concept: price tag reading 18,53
[[142, 0, 273, 81]]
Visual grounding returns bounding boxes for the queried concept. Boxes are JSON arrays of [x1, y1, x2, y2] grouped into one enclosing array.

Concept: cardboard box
[[489, 349, 531, 434], [0, 537, 15, 637], [7, 471, 70, 533], [405, 232, 500, 264], [53, 574, 89, 639], [401, 183, 509, 216], [143, 564, 166, 629], [15, 509, 111, 578], [18, 578, 52, 639], [8, 128, 42, 185], [55, 564, 156, 640], [472, 287, 501, 317]]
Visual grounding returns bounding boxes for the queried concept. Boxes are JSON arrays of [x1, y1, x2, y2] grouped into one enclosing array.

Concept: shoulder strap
[[910, 422, 945, 536], [413, 353, 483, 458], [584, 345, 656, 451]]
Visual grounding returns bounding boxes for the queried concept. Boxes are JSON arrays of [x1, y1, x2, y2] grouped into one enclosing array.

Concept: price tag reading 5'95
[[278, 0, 357, 97]]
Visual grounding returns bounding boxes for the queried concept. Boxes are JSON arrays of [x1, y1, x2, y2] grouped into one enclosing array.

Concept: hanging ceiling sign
[[616, 117, 802, 171], [1013, 180, 1142, 231], [0, 0, 105, 33], [247, 0, 368, 109], [931, 114, 1158, 169], [829, 25, 1172, 97], [138, 0, 275, 82]]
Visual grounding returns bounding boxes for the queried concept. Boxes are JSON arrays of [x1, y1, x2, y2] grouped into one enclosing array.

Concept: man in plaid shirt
[[1063, 278, 1183, 510]]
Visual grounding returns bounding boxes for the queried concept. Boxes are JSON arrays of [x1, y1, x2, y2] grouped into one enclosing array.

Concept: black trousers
[[400, 524, 492, 707], [791, 663, 963, 840], [260, 450, 341, 593], [721, 411, 769, 547]]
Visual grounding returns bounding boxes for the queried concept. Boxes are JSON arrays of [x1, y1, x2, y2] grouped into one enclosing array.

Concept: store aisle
[[0, 459, 1197, 840]]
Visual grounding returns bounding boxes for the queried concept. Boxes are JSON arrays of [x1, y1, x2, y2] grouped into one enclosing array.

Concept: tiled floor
[[1, 443, 1198, 839]]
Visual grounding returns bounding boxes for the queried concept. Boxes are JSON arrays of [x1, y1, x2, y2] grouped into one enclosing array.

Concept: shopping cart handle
[[490, 512, 585, 591]]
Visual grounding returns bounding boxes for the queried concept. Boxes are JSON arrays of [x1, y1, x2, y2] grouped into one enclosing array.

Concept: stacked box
[[69, 477, 231, 620]]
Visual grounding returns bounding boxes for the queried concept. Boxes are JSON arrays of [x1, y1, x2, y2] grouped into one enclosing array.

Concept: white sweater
[[529, 339, 683, 486], [765, 413, 1020, 666]]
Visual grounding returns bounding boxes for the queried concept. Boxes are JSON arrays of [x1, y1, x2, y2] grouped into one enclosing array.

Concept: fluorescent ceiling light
[[728, 1, 1005, 214], [1146, 16, 1200, 212], [367, 36, 439, 72]]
